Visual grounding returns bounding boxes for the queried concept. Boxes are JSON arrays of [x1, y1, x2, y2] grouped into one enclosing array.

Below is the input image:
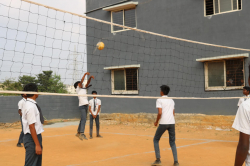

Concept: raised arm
[[85, 76, 94, 88], [79, 72, 90, 88]]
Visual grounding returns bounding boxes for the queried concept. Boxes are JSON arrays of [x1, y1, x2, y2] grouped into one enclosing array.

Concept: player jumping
[[74, 72, 94, 141]]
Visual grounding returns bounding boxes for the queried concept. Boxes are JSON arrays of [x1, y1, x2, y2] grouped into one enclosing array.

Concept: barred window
[[111, 8, 136, 33], [112, 68, 139, 94], [205, 0, 242, 16], [205, 59, 244, 90]]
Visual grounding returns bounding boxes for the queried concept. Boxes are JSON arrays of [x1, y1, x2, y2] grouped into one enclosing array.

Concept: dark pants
[[24, 134, 43, 166], [77, 105, 88, 134], [18, 116, 24, 144], [90, 115, 100, 136], [153, 124, 178, 162]]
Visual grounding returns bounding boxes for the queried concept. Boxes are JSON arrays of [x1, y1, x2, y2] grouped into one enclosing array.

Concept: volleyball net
[[0, 0, 249, 99]]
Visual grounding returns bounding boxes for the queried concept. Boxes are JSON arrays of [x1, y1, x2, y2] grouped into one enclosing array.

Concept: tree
[[36, 71, 53, 92], [1, 71, 68, 95], [0, 78, 23, 96], [36, 71, 67, 93], [18, 75, 37, 87], [46, 74, 67, 93]]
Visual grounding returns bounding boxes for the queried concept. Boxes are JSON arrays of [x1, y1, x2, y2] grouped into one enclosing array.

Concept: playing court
[[0, 118, 239, 166]]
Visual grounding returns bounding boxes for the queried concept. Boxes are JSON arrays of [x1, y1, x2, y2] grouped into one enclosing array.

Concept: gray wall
[[85, 0, 249, 115], [0, 96, 80, 123], [86, 0, 250, 49], [1, 0, 245, 123], [0, 96, 238, 123]]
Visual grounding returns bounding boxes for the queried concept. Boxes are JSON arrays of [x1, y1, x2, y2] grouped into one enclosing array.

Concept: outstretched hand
[[85, 72, 90, 75], [90, 76, 95, 79]]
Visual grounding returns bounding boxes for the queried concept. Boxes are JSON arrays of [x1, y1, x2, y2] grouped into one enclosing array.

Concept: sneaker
[[96, 135, 103, 138], [89, 136, 93, 139], [151, 160, 161, 166], [17, 143, 23, 147], [79, 133, 88, 140], [75, 133, 80, 137], [174, 161, 179, 166]]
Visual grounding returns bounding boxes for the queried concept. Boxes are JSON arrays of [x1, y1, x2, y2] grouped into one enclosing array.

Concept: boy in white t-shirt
[[238, 86, 250, 107], [88, 91, 102, 139], [22, 83, 44, 166], [17, 94, 27, 147], [74, 72, 94, 141], [233, 99, 250, 166], [152, 85, 179, 166]]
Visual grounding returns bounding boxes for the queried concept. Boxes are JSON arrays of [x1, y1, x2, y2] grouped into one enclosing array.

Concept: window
[[111, 8, 136, 33], [204, 59, 244, 90], [104, 64, 140, 94], [112, 68, 138, 94], [205, 0, 242, 16]]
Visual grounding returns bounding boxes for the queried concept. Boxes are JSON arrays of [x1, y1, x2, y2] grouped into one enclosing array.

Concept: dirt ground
[[0, 114, 240, 166]]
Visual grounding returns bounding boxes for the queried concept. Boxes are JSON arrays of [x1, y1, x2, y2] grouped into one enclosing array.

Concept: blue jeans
[[18, 116, 24, 144], [153, 124, 178, 162], [77, 105, 88, 134], [24, 134, 42, 166], [90, 115, 100, 136]]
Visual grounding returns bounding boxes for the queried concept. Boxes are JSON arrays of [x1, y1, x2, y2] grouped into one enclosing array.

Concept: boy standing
[[74, 72, 94, 140], [233, 98, 250, 166], [88, 91, 102, 139], [17, 94, 27, 147], [237, 86, 250, 107], [22, 83, 44, 166], [152, 85, 179, 166]]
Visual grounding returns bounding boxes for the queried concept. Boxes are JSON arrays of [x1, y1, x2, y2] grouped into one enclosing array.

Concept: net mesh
[[0, 0, 249, 98]]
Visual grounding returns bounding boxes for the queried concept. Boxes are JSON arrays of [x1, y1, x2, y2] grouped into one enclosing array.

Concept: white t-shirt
[[89, 98, 101, 115], [156, 95, 175, 124], [22, 98, 44, 135], [238, 95, 250, 107], [18, 98, 26, 113], [232, 100, 250, 164], [76, 86, 88, 106]]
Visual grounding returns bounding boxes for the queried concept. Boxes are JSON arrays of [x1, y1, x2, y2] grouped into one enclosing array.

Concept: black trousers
[[90, 115, 100, 136], [24, 134, 43, 166], [153, 124, 178, 161]]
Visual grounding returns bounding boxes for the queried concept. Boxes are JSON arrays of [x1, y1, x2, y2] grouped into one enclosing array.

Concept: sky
[[0, 0, 87, 85], [29, 0, 86, 15]]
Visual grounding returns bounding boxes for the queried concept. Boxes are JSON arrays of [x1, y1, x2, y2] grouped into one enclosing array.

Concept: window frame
[[111, 68, 139, 94], [111, 8, 137, 33], [204, 0, 242, 17], [204, 59, 245, 91]]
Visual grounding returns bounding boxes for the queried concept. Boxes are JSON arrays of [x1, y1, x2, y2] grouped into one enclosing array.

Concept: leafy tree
[[18, 75, 37, 87], [36, 71, 67, 93], [1, 71, 68, 95], [46, 74, 67, 93], [0, 78, 23, 96], [36, 71, 53, 92]]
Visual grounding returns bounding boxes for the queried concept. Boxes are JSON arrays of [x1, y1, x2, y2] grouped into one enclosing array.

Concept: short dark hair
[[92, 91, 97, 94], [243, 86, 250, 92], [24, 83, 38, 97], [74, 81, 80, 89], [160, 85, 170, 95]]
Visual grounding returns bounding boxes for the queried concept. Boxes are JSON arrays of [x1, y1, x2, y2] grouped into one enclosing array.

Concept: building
[[85, 0, 249, 115]]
